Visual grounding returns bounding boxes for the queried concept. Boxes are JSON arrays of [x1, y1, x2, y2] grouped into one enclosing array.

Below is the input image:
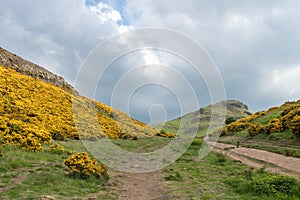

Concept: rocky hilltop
[[0, 47, 76, 94], [158, 100, 252, 134]]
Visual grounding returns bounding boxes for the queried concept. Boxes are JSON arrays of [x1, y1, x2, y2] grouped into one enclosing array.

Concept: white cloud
[[141, 50, 160, 65], [88, 2, 122, 24], [265, 66, 300, 98]]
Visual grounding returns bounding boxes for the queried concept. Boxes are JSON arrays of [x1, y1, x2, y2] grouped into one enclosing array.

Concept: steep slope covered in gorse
[[0, 48, 168, 151]]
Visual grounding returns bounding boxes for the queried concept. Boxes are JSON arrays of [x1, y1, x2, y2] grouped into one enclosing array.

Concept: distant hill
[[158, 100, 252, 136], [0, 48, 169, 152]]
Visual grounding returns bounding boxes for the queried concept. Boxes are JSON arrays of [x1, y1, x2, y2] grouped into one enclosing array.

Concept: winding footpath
[[210, 142, 300, 176]]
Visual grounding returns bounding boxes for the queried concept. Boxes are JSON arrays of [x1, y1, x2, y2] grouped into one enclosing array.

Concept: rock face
[[0, 47, 76, 94], [214, 100, 252, 115]]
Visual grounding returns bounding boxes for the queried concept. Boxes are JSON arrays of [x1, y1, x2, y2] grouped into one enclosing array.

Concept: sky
[[0, 0, 300, 124]]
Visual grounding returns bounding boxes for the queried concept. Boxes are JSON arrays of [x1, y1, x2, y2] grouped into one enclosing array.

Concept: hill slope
[[0, 47, 75, 94], [219, 100, 300, 138], [159, 100, 252, 136], [216, 100, 300, 157], [0, 50, 165, 151]]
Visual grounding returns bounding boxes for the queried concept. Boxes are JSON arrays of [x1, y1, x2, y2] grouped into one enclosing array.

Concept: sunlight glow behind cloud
[[1, 0, 300, 122]]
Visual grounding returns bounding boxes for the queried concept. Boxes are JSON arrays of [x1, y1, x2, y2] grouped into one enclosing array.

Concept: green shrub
[[226, 170, 300, 198], [251, 174, 296, 195], [225, 117, 236, 124]]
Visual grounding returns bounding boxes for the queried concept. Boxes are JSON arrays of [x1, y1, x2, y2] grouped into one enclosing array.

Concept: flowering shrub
[[156, 130, 176, 138], [280, 105, 300, 137], [289, 116, 300, 138], [47, 142, 65, 153], [1, 119, 51, 151], [220, 121, 248, 135], [248, 123, 265, 137], [265, 118, 283, 134], [64, 152, 107, 179]]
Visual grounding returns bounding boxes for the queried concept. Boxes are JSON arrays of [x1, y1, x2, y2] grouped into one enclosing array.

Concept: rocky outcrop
[[0, 47, 77, 94]]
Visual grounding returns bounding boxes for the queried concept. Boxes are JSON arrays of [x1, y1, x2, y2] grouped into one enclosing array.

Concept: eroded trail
[[211, 142, 300, 176], [108, 169, 165, 200]]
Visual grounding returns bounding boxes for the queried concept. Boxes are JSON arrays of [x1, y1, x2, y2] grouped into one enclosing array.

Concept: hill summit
[[0, 47, 75, 94], [158, 99, 252, 135]]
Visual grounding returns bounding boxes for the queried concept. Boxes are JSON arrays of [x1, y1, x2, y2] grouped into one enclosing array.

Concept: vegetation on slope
[[159, 100, 252, 136], [0, 65, 170, 152], [217, 100, 300, 157], [163, 138, 300, 200], [218, 100, 300, 138]]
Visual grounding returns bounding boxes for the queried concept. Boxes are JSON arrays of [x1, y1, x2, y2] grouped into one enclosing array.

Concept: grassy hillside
[[217, 100, 300, 157], [159, 100, 252, 136]]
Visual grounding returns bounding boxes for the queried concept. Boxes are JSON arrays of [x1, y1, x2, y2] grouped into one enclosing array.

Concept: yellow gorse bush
[[247, 123, 265, 137], [47, 142, 65, 153], [64, 152, 107, 178], [265, 118, 284, 134]]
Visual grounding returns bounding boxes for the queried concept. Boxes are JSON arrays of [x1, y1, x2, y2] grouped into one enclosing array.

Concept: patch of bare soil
[[210, 142, 300, 176], [107, 169, 165, 200]]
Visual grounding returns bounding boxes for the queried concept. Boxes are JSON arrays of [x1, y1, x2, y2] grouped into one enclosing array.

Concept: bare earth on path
[[210, 142, 300, 176], [107, 169, 165, 200]]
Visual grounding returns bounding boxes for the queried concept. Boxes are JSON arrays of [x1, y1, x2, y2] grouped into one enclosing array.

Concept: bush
[[156, 130, 176, 138], [280, 106, 300, 128], [64, 152, 107, 179], [47, 142, 65, 154], [289, 116, 300, 138], [248, 123, 265, 137], [225, 117, 236, 125], [265, 118, 284, 134], [225, 170, 300, 198], [251, 174, 296, 195], [220, 121, 248, 136]]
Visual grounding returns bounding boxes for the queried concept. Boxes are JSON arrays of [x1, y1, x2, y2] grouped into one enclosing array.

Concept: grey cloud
[[0, 0, 120, 84], [120, 0, 300, 113]]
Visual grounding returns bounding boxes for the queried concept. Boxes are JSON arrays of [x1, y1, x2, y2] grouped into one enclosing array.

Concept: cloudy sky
[[1, 0, 300, 124]]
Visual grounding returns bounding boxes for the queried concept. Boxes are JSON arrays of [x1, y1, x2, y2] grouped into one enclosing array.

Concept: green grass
[[110, 136, 172, 153], [0, 144, 114, 200], [1, 136, 300, 199], [251, 109, 282, 125], [225, 169, 300, 200], [161, 138, 300, 199]]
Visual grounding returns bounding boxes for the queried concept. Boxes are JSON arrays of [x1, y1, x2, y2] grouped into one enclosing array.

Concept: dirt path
[[107, 169, 165, 200], [210, 142, 300, 176]]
